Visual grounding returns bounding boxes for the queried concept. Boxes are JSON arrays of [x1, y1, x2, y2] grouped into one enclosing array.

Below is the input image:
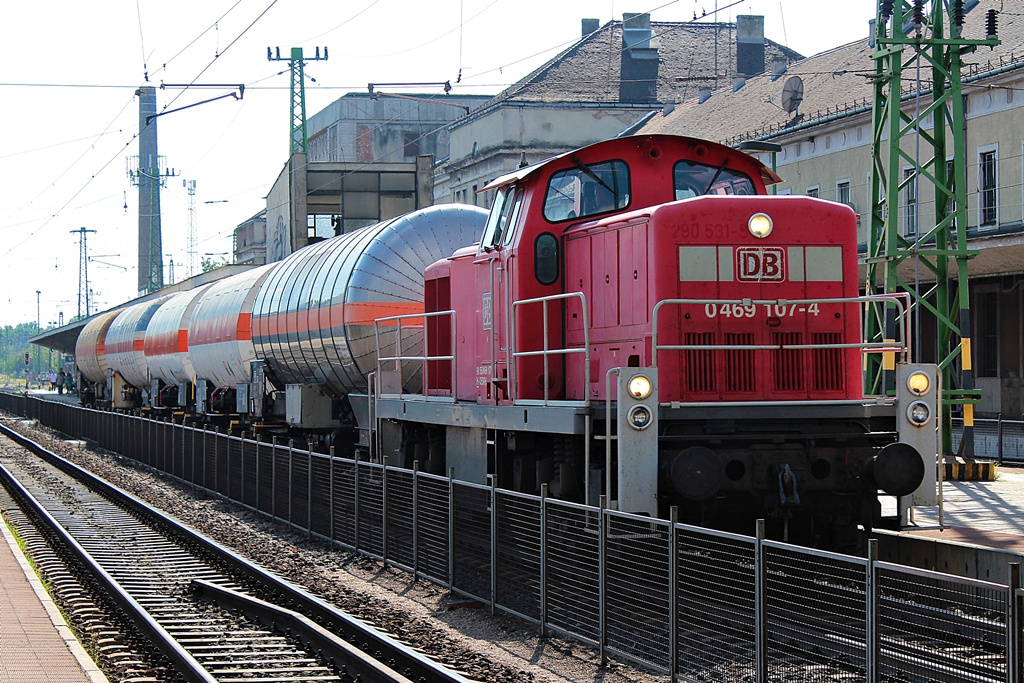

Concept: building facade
[[640, 0, 1024, 417]]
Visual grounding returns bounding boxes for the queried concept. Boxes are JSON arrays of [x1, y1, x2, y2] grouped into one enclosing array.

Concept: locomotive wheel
[[669, 446, 722, 500]]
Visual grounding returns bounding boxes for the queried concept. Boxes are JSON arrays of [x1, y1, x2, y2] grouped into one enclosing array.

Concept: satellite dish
[[781, 76, 804, 114]]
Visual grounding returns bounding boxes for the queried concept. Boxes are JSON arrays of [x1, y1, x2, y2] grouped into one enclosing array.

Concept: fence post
[[288, 439, 294, 526], [239, 436, 245, 507], [354, 452, 361, 553], [382, 456, 390, 562], [755, 519, 767, 683], [329, 447, 335, 549], [669, 507, 678, 682], [448, 466, 455, 592], [412, 460, 419, 580], [599, 495, 607, 667], [307, 443, 313, 538], [255, 435, 262, 513], [1009, 562, 1020, 683], [998, 413, 1004, 465], [539, 483, 548, 638], [489, 473, 497, 616], [272, 436, 278, 521], [866, 538, 878, 683], [202, 425, 209, 491]]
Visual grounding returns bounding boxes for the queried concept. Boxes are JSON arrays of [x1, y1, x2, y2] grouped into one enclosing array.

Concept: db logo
[[737, 247, 785, 281]]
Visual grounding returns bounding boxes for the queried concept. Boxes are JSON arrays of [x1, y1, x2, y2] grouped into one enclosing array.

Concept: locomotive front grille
[[812, 332, 844, 392], [772, 332, 804, 392], [681, 329, 846, 399], [684, 332, 715, 393], [725, 332, 755, 392]]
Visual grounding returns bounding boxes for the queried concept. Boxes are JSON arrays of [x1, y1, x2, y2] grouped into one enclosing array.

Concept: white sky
[[0, 0, 875, 327]]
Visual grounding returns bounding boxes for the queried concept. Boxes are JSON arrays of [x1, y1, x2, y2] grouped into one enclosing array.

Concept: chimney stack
[[771, 56, 788, 80], [698, 86, 713, 103], [582, 18, 599, 37], [619, 13, 660, 103], [736, 15, 765, 76]]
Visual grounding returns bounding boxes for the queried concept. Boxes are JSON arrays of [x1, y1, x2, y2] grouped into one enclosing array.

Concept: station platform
[[0, 512, 107, 682], [899, 467, 1024, 548]]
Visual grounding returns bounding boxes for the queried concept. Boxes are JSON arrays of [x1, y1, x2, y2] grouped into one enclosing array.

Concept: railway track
[[0, 422, 473, 683]]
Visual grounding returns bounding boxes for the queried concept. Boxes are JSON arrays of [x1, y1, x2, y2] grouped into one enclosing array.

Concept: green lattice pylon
[[864, 0, 997, 456], [268, 46, 328, 156]]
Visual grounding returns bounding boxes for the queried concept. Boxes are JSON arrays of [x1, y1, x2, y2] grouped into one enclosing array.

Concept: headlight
[[907, 400, 931, 426], [627, 374, 652, 399], [748, 212, 773, 238], [907, 371, 930, 396], [627, 405, 654, 430]]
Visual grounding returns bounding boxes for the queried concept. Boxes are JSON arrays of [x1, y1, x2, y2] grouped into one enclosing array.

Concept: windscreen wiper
[[703, 159, 729, 194]]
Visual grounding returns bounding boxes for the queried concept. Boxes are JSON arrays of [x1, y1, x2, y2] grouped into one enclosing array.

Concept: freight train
[[74, 135, 939, 548]]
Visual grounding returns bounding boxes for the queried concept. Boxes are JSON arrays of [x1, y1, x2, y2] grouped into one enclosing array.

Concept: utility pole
[[267, 46, 328, 155], [35, 290, 40, 377], [70, 227, 96, 319], [185, 179, 198, 279], [865, 0, 999, 456], [129, 86, 177, 295]]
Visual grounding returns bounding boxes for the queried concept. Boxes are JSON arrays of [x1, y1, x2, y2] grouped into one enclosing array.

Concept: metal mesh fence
[[676, 526, 757, 681], [764, 543, 868, 680], [3, 395, 1021, 683], [545, 501, 600, 644], [416, 474, 449, 584], [331, 458, 357, 550], [877, 562, 1008, 682], [309, 453, 333, 540], [357, 461, 385, 558], [451, 481, 491, 603], [494, 491, 541, 623], [384, 467, 415, 569], [605, 511, 671, 670]]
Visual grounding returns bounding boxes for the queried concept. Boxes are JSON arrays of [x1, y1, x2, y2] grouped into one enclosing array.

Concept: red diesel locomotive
[[372, 134, 937, 547]]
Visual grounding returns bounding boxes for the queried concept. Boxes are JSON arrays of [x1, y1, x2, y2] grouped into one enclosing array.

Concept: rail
[[509, 291, 590, 406], [4, 393, 1022, 683], [374, 309, 457, 400], [651, 294, 912, 385]]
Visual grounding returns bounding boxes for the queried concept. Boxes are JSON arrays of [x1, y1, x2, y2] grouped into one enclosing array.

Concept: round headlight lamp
[[748, 212, 773, 238], [907, 400, 931, 426], [627, 404, 654, 430], [627, 374, 653, 400], [907, 371, 931, 396]]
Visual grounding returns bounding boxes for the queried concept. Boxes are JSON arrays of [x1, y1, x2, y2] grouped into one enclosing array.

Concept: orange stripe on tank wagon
[[252, 301, 427, 335], [343, 301, 425, 326]]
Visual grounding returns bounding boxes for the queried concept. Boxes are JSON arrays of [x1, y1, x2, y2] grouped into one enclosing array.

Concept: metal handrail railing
[[510, 292, 591, 407], [373, 309, 457, 400]]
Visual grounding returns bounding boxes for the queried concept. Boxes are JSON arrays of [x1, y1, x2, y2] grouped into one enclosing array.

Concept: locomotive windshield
[[543, 159, 630, 222], [674, 160, 756, 199]]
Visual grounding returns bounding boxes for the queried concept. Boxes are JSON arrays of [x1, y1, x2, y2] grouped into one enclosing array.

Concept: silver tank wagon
[[251, 204, 488, 397]]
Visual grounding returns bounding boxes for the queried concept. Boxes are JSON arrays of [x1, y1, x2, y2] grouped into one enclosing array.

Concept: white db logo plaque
[[736, 247, 785, 281]]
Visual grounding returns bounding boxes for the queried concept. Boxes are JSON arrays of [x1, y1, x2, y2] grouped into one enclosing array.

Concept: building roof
[[473, 18, 803, 111], [639, 0, 1024, 144]]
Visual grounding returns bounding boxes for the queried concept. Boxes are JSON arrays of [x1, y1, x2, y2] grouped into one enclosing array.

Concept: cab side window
[[480, 186, 521, 251]]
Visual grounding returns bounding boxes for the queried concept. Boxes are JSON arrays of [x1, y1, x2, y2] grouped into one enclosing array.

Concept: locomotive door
[[474, 187, 522, 404]]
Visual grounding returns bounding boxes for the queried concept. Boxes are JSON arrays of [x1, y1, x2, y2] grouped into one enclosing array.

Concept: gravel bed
[[1, 414, 668, 683]]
